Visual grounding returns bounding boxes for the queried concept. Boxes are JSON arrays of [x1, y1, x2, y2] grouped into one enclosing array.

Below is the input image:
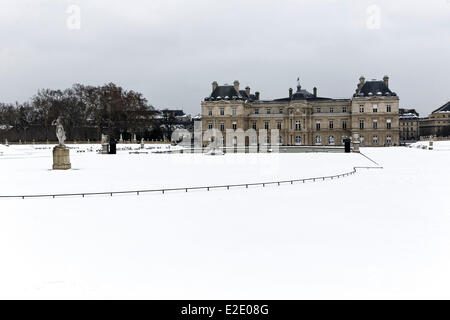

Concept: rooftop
[[432, 101, 450, 114], [353, 79, 397, 98]]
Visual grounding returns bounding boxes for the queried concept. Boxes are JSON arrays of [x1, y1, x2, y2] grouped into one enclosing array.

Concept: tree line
[[0, 83, 181, 142]]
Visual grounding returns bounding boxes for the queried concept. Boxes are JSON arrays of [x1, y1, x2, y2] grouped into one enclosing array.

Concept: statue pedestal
[[53, 146, 71, 170], [102, 143, 109, 154], [352, 141, 360, 153]]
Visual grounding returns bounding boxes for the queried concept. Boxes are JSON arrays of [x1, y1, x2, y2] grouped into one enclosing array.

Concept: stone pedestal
[[352, 132, 360, 153], [53, 146, 71, 170], [102, 143, 109, 154]]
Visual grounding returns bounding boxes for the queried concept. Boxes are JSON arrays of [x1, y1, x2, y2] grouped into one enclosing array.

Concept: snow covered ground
[[0, 143, 449, 299], [409, 140, 450, 151]]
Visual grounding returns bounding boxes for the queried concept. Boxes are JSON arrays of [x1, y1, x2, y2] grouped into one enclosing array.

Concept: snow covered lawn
[[0, 144, 372, 195], [0, 144, 449, 299]]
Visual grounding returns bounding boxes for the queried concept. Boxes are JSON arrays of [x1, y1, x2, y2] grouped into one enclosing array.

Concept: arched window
[[315, 136, 322, 145], [295, 136, 302, 146], [328, 136, 335, 145]]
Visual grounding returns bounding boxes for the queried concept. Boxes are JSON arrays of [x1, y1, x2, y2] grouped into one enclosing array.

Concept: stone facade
[[201, 76, 400, 147], [419, 101, 450, 138], [399, 109, 420, 141]]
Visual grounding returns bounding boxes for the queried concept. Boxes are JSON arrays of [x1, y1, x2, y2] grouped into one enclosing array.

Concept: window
[[372, 135, 378, 145], [373, 120, 378, 129], [232, 122, 237, 130], [315, 135, 322, 145], [316, 122, 321, 131], [342, 120, 347, 130], [360, 136, 365, 145], [387, 119, 392, 129], [264, 121, 269, 130], [387, 105, 391, 112], [265, 136, 270, 144], [220, 122, 224, 131], [208, 109, 212, 116], [373, 104, 378, 113], [208, 122, 213, 129], [341, 136, 348, 144], [266, 108, 271, 114], [387, 135, 392, 145], [316, 107, 321, 113], [342, 107, 347, 113], [295, 120, 301, 130], [360, 120, 364, 129], [330, 107, 334, 113], [329, 120, 334, 129], [277, 122, 282, 130], [279, 108, 283, 114], [252, 121, 257, 130], [254, 108, 259, 114], [278, 136, 283, 144], [220, 108, 224, 116], [328, 135, 335, 145], [359, 105, 364, 113], [295, 136, 302, 145], [232, 107, 237, 116]]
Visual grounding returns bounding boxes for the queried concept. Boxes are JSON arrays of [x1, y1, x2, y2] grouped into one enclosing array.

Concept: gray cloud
[[0, 0, 449, 115]]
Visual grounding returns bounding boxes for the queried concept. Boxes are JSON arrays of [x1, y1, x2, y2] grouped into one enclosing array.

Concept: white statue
[[52, 117, 66, 146], [101, 134, 108, 144]]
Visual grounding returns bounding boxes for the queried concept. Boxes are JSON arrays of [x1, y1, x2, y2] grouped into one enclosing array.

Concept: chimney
[[255, 91, 260, 100], [313, 87, 317, 97], [383, 75, 389, 88], [289, 88, 293, 99], [233, 80, 240, 93], [360, 76, 365, 84], [245, 86, 250, 97], [356, 76, 366, 92], [212, 81, 218, 92]]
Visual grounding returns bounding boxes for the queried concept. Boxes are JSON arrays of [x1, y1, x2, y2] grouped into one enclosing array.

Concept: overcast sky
[[0, 0, 449, 115]]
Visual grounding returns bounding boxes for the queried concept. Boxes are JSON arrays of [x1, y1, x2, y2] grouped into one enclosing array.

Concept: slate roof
[[353, 80, 397, 97], [273, 85, 332, 102], [432, 101, 450, 113], [399, 108, 419, 116], [205, 85, 257, 101]]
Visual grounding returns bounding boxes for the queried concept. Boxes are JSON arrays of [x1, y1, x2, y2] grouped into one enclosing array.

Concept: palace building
[[201, 76, 400, 147], [419, 101, 450, 138]]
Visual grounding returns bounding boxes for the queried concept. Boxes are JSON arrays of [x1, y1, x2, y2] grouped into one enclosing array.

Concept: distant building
[[418, 101, 450, 138], [201, 76, 400, 147], [160, 109, 186, 118], [399, 108, 420, 141]]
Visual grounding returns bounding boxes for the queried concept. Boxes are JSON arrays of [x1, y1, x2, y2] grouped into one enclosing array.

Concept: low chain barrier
[[0, 166, 383, 200]]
